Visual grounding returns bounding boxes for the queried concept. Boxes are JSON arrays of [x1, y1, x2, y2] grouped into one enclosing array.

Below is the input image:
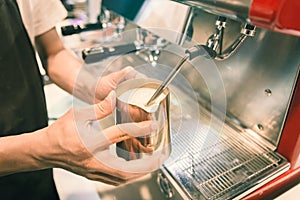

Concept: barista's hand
[[73, 66, 146, 104], [42, 91, 161, 185], [95, 66, 145, 102]]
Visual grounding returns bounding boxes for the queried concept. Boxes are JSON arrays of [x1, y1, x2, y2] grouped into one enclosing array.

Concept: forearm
[[0, 128, 51, 176], [47, 48, 81, 94], [47, 48, 98, 103], [36, 28, 98, 103]]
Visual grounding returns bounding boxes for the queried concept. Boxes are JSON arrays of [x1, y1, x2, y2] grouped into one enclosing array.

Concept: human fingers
[[95, 67, 135, 101], [84, 165, 148, 186], [84, 171, 128, 186], [76, 91, 116, 121], [95, 66, 146, 101], [117, 103, 152, 122], [121, 66, 146, 80], [102, 66, 134, 87], [103, 120, 158, 144], [107, 66, 146, 85], [130, 137, 154, 153]]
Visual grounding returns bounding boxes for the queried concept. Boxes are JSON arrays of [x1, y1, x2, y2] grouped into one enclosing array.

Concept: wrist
[[73, 67, 98, 104], [0, 129, 51, 176], [28, 128, 55, 169]]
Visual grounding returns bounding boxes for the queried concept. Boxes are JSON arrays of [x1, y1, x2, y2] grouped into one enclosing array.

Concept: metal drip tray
[[195, 152, 281, 199], [164, 120, 290, 199]]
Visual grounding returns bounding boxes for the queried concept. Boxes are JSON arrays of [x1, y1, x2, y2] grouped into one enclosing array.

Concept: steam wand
[[146, 55, 189, 106], [145, 45, 208, 106]]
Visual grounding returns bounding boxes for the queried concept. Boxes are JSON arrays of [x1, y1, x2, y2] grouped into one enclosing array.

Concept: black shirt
[[0, 0, 59, 199]]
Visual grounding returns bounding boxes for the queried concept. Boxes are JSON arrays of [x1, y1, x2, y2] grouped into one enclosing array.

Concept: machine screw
[[257, 124, 264, 130], [264, 89, 272, 96]]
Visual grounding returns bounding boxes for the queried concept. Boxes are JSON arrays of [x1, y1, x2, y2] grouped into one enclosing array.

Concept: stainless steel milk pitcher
[[115, 78, 171, 161]]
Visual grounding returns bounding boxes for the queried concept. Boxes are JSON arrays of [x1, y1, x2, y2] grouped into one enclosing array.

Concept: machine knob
[[157, 172, 174, 199]]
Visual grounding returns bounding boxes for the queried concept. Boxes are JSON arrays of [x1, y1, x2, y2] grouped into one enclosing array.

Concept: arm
[[35, 27, 87, 96], [0, 28, 162, 184], [0, 129, 49, 176], [0, 92, 160, 185], [35, 28, 141, 103]]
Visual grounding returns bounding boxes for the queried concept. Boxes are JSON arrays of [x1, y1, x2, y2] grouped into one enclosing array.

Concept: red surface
[[250, 0, 300, 36], [243, 71, 300, 199], [243, 167, 300, 200], [228, 1, 300, 198], [278, 72, 300, 169], [247, 0, 300, 197]]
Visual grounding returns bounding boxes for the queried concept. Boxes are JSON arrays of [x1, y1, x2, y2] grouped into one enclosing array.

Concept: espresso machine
[[60, 0, 299, 199]]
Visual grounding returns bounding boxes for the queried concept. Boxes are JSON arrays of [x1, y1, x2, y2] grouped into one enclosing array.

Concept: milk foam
[[118, 87, 167, 112]]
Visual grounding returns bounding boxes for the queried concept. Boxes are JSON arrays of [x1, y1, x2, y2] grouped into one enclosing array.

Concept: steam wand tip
[[145, 55, 189, 106]]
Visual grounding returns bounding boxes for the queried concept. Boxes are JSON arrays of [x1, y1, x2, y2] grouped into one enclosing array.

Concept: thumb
[[74, 91, 116, 122], [93, 90, 116, 120]]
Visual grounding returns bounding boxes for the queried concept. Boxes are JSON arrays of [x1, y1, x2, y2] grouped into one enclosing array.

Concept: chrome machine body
[[60, 0, 300, 199]]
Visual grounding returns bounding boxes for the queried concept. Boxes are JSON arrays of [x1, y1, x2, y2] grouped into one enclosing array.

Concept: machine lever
[[61, 22, 103, 36], [82, 42, 139, 63]]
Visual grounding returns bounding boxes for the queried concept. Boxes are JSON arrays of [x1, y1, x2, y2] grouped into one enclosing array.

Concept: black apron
[[0, 0, 59, 199]]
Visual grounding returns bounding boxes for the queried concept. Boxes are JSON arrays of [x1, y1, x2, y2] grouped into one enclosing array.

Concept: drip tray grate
[[165, 120, 288, 200], [195, 152, 280, 199]]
